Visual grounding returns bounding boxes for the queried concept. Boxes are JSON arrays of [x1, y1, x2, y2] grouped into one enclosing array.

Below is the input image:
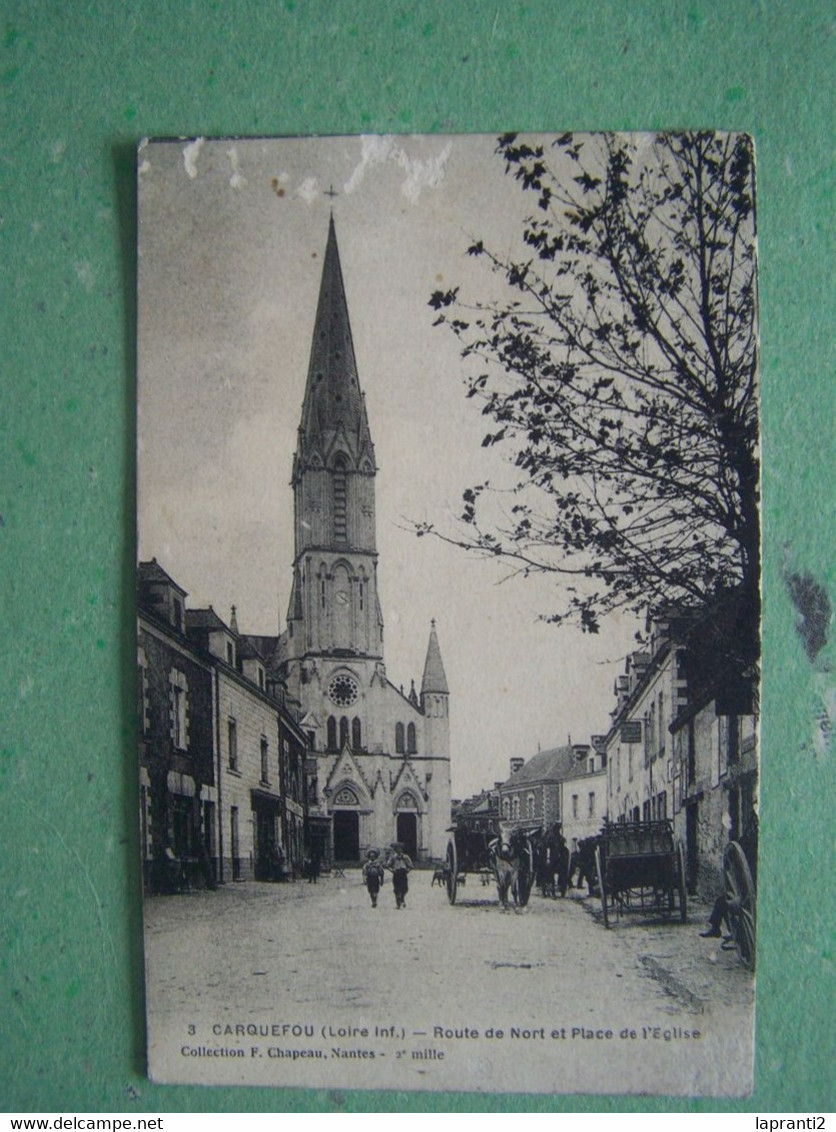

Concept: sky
[[137, 133, 640, 798]]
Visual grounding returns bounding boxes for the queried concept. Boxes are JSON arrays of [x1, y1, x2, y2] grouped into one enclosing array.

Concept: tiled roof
[[186, 608, 230, 633], [237, 636, 265, 661], [242, 634, 281, 666], [503, 745, 577, 787], [138, 558, 186, 593]]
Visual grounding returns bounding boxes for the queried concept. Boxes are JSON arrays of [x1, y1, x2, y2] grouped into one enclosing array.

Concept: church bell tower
[[284, 217, 384, 683], [280, 217, 451, 863]]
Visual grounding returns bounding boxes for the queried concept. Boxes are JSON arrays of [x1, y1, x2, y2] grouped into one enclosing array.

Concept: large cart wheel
[[445, 838, 458, 905], [595, 845, 609, 928], [677, 842, 688, 923], [724, 841, 756, 969], [516, 843, 534, 907]]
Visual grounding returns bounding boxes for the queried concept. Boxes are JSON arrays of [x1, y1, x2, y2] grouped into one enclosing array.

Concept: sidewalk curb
[[640, 955, 706, 1013]]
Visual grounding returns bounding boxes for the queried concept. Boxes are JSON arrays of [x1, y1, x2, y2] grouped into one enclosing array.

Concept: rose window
[[328, 674, 359, 706]]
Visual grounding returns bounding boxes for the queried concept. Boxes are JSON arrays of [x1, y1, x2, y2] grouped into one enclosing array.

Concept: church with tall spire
[[277, 217, 451, 864]]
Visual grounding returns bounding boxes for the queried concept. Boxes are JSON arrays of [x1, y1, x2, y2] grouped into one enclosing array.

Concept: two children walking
[[362, 844, 413, 909]]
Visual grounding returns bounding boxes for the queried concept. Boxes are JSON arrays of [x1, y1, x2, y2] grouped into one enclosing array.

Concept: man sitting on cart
[[700, 809, 758, 938]]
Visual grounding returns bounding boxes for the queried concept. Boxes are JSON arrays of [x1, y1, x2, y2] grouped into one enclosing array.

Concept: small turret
[[420, 619, 449, 697]]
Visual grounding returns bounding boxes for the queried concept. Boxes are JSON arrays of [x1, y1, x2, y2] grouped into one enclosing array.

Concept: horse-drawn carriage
[[444, 825, 536, 908], [594, 819, 687, 928]]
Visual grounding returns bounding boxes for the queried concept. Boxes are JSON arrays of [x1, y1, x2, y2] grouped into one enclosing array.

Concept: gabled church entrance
[[396, 812, 418, 861], [333, 810, 360, 863]]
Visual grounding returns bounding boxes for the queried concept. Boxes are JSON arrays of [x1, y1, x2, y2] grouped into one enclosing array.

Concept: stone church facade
[[276, 217, 451, 865]]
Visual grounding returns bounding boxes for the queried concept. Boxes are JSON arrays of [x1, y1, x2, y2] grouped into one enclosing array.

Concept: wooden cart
[[722, 840, 756, 969], [594, 820, 687, 928]]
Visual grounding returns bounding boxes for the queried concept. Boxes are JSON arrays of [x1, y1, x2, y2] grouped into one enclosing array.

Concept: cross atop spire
[[323, 184, 338, 201]]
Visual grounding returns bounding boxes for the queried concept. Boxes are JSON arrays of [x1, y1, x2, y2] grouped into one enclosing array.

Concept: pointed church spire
[[295, 217, 374, 471], [229, 604, 239, 635], [421, 619, 449, 696]]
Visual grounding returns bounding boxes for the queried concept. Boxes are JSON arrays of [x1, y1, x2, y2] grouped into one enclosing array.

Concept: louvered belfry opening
[[333, 457, 347, 542]]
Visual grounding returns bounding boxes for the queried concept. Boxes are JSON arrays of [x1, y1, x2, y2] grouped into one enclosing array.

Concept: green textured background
[[2, 0, 834, 1114]]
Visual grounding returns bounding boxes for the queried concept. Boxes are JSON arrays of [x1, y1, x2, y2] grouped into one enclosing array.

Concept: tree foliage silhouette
[[424, 132, 759, 662]]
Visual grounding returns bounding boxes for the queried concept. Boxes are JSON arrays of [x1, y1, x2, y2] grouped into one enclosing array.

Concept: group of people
[[361, 844, 412, 909]]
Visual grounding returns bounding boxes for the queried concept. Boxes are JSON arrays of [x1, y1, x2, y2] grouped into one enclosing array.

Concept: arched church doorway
[[333, 810, 360, 862], [396, 812, 418, 861]]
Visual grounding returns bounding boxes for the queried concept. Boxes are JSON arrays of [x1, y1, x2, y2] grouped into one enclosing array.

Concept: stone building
[[559, 741, 608, 849], [274, 218, 452, 864], [138, 561, 215, 893], [499, 747, 571, 830], [604, 609, 695, 830], [669, 595, 758, 897], [604, 599, 757, 900], [497, 744, 606, 841], [453, 786, 500, 840], [137, 560, 309, 890]]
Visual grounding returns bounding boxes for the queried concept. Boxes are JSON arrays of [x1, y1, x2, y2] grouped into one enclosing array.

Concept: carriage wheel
[[724, 841, 756, 969], [516, 844, 534, 907], [595, 845, 609, 928], [677, 843, 688, 923], [445, 838, 458, 905]]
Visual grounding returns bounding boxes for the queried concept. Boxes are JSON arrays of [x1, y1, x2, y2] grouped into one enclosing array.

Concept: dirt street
[[144, 870, 754, 1096]]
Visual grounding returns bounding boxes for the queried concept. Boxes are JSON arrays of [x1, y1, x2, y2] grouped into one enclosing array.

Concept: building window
[[339, 716, 349, 748], [526, 793, 535, 819], [642, 799, 651, 822], [588, 792, 596, 818], [658, 690, 665, 755], [646, 703, 655, 761], [359, 581, 364, 611], [228, 718, 238, 770], [501, 797, 510, 820], [512, 796, 520, 821], [231, 806, 240, 880], [407, 722, 417, 754], [173, 598, 183, 631], [226, 641, 234, 666], [280, 738, 289, 789], [395, 722, 405, 754], [352, 716, 362, 749], [327, 716, 337, 750], [572, 794, 578, 819], [687, 719, 696, 785], [261, 737, 269, 784], [169, 669, 188, 750], [258, 667, 264, 690], [727, 715, 740, 766], [657, 790, 667, 820], [137, 650, 149, 736], [333, 458, 347, 542]]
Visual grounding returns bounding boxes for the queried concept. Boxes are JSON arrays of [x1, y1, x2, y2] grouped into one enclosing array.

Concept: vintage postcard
[[137, 133, 758, 1094]]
